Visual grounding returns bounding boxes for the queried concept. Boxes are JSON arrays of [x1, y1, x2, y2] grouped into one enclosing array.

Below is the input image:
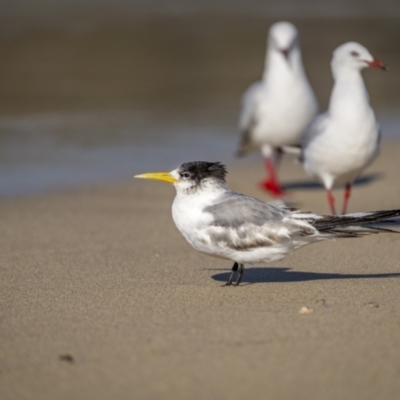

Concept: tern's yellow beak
[[134, 172, 178, 184]]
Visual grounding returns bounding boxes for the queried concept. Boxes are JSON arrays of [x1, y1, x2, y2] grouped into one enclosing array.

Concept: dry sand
[[1, 141, 400, 400]]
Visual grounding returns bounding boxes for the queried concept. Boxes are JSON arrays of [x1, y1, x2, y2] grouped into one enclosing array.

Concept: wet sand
[[1, 141, 400, 400]]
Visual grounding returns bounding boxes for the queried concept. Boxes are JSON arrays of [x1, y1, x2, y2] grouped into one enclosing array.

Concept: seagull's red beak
[[367, 58, 388, 71]]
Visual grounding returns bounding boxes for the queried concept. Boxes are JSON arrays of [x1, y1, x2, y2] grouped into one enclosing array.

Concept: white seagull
[[301, 42, 387, 215], [135, 161, 399, 286], [237, 21, 318, 196]]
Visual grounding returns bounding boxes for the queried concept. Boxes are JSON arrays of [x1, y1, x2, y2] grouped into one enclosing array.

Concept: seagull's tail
[[280, 145, 302, 156], [280, 145, 303, 164], [311, 209, 400, 238]]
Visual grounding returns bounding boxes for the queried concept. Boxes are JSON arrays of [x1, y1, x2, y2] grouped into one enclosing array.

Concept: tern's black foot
[[234, 264, 245, 286], [223, 262, 245, 286], [223, 262, 239, 286]]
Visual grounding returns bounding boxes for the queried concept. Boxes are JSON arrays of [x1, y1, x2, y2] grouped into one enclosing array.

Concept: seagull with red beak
[[301, 42, 387, 215], [237, 21, 318, 196]]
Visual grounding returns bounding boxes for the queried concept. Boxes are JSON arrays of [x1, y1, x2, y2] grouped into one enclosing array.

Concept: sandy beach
[[1, 2, 400, 398], [1, 140, 400, 400]]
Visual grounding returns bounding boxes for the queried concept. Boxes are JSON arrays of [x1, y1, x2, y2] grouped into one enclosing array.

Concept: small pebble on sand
[[299, 306, 314, 314]]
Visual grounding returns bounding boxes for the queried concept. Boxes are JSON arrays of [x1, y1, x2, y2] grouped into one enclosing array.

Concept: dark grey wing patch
[[377, 127, 382, 145], [298, 149, 305, 163], [236, 82, 264, 157], [236, 117, 259, 156], [300, 112, 330, 163]]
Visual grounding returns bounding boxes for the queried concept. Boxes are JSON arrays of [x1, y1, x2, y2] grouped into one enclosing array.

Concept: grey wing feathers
[[377, 123, 382, 145], [300, 112, 329, 162], [236, 82, 264, 156], [202, 192, 298, 251], [202, 194, 319, 252], [203, 192, 287, 228]]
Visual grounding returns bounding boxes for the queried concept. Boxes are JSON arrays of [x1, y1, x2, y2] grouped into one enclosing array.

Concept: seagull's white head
[[331, 41, 387, 76], [135, 161, 228, 194], [268, 21, 299, 60]]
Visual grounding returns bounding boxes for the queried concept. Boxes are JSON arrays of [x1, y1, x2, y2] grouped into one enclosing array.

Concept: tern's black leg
[[224, 262, 238, 286], [234, 264, 245, 286]]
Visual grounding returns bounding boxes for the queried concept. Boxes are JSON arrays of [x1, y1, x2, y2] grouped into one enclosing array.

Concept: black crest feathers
[[178, 161, 227, 184]]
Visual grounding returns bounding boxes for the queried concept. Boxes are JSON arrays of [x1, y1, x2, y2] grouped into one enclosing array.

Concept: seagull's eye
[[351, 51, 360, 57]]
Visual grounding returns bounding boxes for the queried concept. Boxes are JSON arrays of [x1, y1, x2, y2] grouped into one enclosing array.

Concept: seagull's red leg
[[259, 151, 284, 196], [342, 183, 351, 215], [327, 189, 337, 215]]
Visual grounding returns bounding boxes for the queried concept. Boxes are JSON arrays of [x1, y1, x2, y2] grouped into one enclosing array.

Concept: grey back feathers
[[204, 191, 287, 228]]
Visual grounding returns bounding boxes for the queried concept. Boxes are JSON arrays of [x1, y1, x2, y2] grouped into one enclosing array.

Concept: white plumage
[[301, 41, 386, 215], [237, 21, 318, 195]]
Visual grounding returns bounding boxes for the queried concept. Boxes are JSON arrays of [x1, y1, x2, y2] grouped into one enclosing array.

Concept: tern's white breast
[[172, 189, 218, 252]]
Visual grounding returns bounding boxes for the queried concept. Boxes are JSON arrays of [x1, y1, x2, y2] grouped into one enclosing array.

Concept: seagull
[[301, 42, 387, 215], [236, 21, 318, 196], [135, 161, 399, 286]]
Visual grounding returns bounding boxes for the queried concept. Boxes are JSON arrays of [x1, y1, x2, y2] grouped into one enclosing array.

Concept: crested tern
[[237, 21, 318, 196], [136, 161, 399, 286], [301, 42, 387, 215]]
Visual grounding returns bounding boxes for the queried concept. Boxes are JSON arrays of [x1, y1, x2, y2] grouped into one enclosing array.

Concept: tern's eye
[[351, 51, 360, 57], [181, 172, 190, 179]]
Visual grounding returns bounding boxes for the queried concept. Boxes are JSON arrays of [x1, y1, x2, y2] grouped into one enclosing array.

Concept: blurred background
[[1, 0, 399, 196]]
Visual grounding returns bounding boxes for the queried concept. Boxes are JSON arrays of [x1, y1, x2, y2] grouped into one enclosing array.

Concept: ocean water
[[0, 111, 238, 195], [0, 110, 399, 197]]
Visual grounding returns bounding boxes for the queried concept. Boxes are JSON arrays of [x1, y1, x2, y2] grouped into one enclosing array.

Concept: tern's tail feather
[[311, 209, 400, 238]]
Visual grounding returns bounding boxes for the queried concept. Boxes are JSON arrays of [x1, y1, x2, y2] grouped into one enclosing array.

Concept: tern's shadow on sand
[[211, 267, 400, 285], [282, 173, 383, 191]]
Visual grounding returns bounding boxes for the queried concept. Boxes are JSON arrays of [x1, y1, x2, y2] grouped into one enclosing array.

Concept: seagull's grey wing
[[236, 82, 264, 156], [376, 122, 382, 145], [302, 112, 329, 145], [300, 112, 330, 162], [202, 192, 308, 251], [239, 82, 263, 131]]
